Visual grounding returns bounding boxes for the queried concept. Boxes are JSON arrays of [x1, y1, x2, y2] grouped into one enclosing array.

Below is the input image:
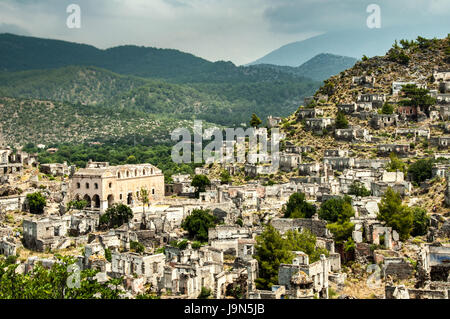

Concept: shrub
[[99, 204, 133, 229], [130, 241, 145, 254], [198, 287, 211, 299], [377, 188, 413, 240], [408, 158, 434, 184], [181, 209, 218, 242], [283, 193, 317, 219], [349, 181, 371, 197], [411, 207, 430, 237], [27, 192, 46, 214], [104, 248, 112, 262], [319, 196, 353, 223]]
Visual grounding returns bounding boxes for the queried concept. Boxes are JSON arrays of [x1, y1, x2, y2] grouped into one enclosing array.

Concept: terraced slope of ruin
[[280, 35, 450, 161]]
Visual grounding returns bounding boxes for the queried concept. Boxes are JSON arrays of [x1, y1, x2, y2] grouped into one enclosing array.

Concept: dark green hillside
[[0, 66, 147, 105], [0, 66, 319, 127], [0, 33, 315, 83]]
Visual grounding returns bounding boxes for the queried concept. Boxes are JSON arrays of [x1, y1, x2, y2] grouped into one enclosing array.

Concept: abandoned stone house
[[267, 116, 283, 128], [353, 158, 389, 170], [0, 237, 16, 257], [351, 220, 400, 250], [370, 114, 399, 129], [323, 157, 355, 171], [356, 102, 373, 113], [377, 144, 411, 157], [244, 163, 278, 177], [110, 252, 166, 287], [296, 108, 323, 121], [0, 148, 24, 177], [162, 245, 226, 298], [70, 162, 164, 212], [395, 128, 431, 140], [337, 103, 357, 114], [352, 76, 375, 88], [280, 153, 302, 172], [298, 162, 322, 176], [357, 93, 385, 108], [69, 211, 100, 236], [386, 244, 450, 299], [271, 218, 331, 238], [22, 216, 72, 252], [392, 81, 426, 95], [40, 162, 71, 177], [335, 126, 371, 142], [439, 82, 450, 94], [438, 136, 450, 149], [324, 149, 349, 158], [433, 69, 450, 82], [304, 118, 335, 131], [397, 105, 425, 121], [351, 197, 381, 218], [208, 225, 253, 255], [432, 164, 450, 178], [371, 180, 412, 197], [278, 252, 330, 299]]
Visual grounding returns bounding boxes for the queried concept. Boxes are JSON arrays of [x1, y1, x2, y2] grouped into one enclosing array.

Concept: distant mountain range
[[249, 27, 450, 67], [0, 33, 309, 84], [253, 53, 358, 82]]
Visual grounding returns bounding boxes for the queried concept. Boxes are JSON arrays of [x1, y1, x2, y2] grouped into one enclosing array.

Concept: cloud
[[0, 23, 30, 35], [263, 0, 450, 34], [0, 0, 448, 65]]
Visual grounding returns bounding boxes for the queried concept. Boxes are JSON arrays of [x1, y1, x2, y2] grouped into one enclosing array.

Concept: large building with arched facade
[[69, 161, 164, 213]]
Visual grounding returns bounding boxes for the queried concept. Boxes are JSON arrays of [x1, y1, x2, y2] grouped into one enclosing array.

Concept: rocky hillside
[[280, 35, 450, 160]]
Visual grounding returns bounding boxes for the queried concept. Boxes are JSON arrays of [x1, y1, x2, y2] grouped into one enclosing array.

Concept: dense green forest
[[0, 65, 319, 130]]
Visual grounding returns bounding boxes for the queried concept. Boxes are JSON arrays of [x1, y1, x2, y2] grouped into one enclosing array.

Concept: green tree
[[220, 170, 231, 185], [0, 255, 123, 299], [191, 174, 211, 198], [408, 158, 434, 184], [387, 153, 407, 173], [181, 209, 218, 242], [349, 181, 371, 197], [126, 155, 137, 164], [380, 103, 394, 115], [411, 207, 430, 237], [400, 84, 436, 116], [254, 225, 327, 290], [99, 204, 133, 229], [138, 187, 150, 214], [321, 197, 355, 246], [104, 248, 112, 262], [130, 241, 145, 254], [319, 196, 354, 223], [27, 192, 47, 214], [198, 287, 211, 299], [335, 111, 349, 129], [377, 187, 413, 240], [283, 192, 317, 219], [250, 113, 262, 128], [327, 220, 355, 244], [67, 200, 88, 211]]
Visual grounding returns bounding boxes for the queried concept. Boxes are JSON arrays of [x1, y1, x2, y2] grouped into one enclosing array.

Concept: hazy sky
[[0, 0, 449, 65]]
